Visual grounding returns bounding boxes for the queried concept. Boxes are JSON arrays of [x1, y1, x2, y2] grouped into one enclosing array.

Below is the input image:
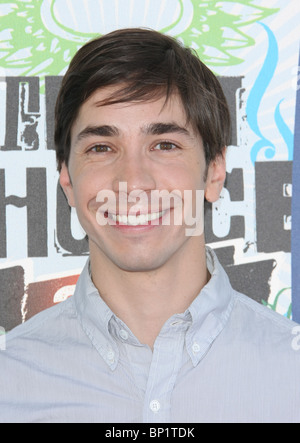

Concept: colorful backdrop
[[0, 0, 299, 331]]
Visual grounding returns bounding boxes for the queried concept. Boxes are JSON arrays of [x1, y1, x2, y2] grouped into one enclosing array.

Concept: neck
[[89, 237, 208, 349]]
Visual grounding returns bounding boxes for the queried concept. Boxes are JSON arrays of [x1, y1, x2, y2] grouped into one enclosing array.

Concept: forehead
[[71, 86, 191, 136]]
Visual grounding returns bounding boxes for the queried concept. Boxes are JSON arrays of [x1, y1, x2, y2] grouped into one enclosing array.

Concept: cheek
[[169, 166, 206, 193], [71, 176, 98, 213], [167, 151, 206, 189], [71, 165, 111, 200], [170, 166, 206, 216]]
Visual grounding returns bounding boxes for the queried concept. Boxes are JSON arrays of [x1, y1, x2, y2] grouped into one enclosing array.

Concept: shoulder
[[0, 297, 89, 423], [233, 290, 296, 330], [229, 289, 299, 351], [0, 296, 80, 372], [5, 296, 77, 345]]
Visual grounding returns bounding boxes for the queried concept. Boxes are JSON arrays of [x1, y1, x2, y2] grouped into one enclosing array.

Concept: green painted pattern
[[178, 0, 279, 66], [0, 0, 279, 78], [262, 287, 292, 319]]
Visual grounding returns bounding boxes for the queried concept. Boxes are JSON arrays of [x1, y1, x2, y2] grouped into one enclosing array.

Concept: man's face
[[60, 86, 224, 272]]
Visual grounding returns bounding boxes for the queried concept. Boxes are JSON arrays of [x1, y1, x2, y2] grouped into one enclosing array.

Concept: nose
[[112, 151, 157, 195]]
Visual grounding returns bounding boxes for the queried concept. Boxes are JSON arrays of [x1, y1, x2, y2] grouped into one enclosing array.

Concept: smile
[[109, 210, 166, 226]]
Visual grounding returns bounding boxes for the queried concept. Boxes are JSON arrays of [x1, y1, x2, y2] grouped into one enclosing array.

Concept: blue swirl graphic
[[274, 99, 294, 160], [247, 22, 293, 163]]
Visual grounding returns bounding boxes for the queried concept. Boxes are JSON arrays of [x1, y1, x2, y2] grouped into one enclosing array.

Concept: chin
[[110, 248, 177, 273], [114, 257, 166, 273]]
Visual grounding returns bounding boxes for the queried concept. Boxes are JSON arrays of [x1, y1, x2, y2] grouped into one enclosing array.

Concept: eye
[[89, 144, 112, 153], [152, 142, 179, 151]]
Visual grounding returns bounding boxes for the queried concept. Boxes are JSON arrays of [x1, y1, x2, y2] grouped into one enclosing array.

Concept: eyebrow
[[141, 122, 191, 137], [75, 122, 192, 145], [75, 125, 120, 144]]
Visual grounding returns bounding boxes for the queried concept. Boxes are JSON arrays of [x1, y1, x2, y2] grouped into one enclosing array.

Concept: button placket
[[143, 323, 188, 423]]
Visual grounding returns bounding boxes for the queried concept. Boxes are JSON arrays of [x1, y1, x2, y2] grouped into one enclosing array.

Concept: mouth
[[106, 210, 167, 226]]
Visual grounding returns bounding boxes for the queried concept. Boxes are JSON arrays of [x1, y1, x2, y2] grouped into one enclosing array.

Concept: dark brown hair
[[55, 28, 231, 172]]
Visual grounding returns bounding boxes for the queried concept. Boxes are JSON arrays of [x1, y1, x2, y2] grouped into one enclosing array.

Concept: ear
[[59, 162, 76, 207], [205, 148, 227, 203]]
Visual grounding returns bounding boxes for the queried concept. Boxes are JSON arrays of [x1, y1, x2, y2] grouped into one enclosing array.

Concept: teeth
[[110, 211, 165, 226]]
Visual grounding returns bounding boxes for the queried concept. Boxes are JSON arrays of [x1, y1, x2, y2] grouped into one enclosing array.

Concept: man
[[0, 28, 299, 423]]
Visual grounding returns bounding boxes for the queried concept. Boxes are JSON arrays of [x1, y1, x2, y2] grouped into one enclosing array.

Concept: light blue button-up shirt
[[0, 247, 300, 423]]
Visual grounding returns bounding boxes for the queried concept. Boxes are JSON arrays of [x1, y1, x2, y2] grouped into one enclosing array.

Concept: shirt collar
[[73, 262, 119, 370], [185, 246, 235, 366], [73, 246, 234, 370]]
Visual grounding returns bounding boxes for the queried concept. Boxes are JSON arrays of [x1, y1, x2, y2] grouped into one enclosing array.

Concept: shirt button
[[119, 329, 129, 340], [149, 400, 161, 413], [107, 350, 115, 363], [192, 342, 201, 354]]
